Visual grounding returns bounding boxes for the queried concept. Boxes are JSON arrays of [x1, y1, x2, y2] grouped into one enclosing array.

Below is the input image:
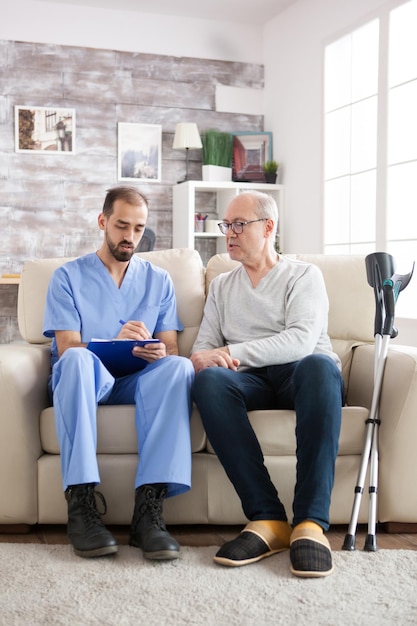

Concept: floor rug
[[1, 544, 416, 625]]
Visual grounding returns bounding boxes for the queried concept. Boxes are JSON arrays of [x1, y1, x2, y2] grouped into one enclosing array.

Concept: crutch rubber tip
[[364, 534, 377, 552], [342, 534, 356, 551]]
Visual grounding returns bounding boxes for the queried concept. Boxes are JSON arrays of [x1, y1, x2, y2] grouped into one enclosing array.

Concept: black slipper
[[290, 527, 333, 578]]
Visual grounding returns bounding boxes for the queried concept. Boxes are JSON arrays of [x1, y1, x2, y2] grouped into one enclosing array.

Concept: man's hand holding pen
[[118, 319, 166, 363]]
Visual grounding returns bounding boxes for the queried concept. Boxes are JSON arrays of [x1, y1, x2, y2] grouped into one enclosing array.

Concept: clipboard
[[87, 339, 160, 378]]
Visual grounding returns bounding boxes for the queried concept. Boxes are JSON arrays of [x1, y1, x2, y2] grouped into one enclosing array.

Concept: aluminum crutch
[[364, 267, 414, 550], [342, 253, 394, 551], [364, 278, 395, 551], [343, 253, 414, 551]]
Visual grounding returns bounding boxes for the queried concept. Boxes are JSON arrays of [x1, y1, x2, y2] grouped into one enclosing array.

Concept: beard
[[106, 234, 135, 262]]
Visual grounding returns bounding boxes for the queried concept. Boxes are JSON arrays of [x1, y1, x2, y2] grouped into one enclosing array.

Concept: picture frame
[[231, 131, 273, 183], [15, 106, 75, 154], [118, 122, 162, 183]]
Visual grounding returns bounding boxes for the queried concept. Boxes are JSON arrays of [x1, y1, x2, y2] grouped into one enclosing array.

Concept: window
[[45, 111, 57, 132], [324, 0, 417, 318]]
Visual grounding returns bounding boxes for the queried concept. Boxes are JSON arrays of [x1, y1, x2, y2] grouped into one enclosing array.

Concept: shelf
[[172, 180, 285, 265], [178, 180, 283, 192], [0, 277, 20, 285]]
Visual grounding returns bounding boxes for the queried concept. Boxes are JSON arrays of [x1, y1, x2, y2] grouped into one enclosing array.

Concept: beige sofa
[[1, 248, 417, 530]]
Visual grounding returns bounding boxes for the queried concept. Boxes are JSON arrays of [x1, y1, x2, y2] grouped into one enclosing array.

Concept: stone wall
[[0, 39, 264, 342]]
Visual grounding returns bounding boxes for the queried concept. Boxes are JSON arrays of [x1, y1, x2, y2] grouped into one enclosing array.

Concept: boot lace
[[134, 486, 167, 531], [72, 485, 108, 530]]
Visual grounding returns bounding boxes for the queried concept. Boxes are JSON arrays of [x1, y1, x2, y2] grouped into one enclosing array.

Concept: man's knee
[[192, 367, 227, 399], [140, 356, 194, 392], [56, 347, 95, 371], [160, 355, 194, 380], [62, 346, 89, 358], [295, 354, 339, 382], [294, 354, 343, 405], [52, 348, 103, 394]]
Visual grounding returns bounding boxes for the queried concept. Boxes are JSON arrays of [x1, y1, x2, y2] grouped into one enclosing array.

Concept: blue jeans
[[192, 354, 343, 530]]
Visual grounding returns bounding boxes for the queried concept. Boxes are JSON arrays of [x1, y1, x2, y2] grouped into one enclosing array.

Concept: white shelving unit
[[172, 181, 285, 257]]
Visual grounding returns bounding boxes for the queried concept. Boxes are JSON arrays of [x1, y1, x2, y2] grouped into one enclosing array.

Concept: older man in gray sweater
[[191, 190, 343, 578]]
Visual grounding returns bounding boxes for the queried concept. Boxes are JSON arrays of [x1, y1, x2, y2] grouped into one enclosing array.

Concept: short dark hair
[[102, 186, 149, 217]]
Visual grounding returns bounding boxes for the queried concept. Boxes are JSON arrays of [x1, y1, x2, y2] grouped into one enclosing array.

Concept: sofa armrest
[[0, 343, 51, 524], [347, 343, 417, 523]]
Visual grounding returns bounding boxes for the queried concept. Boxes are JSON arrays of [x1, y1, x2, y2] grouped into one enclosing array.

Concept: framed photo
[[231, 131, 273, 183], [118, 123, 162, 183], [15, 106, 75, 154]]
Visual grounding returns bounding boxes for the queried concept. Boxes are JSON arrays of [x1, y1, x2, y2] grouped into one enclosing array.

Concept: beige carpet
[[1, 543, 416, 625]]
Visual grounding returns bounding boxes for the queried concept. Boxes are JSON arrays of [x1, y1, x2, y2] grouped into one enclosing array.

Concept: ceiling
[[44, 0, 299, 25]]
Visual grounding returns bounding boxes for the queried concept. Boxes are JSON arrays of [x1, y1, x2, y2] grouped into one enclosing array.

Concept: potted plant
[[263, 160, 279, 184], [201, 130, 233, 181]]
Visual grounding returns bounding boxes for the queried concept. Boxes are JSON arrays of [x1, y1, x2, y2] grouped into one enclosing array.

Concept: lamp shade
[[173, 123, 202, 150]]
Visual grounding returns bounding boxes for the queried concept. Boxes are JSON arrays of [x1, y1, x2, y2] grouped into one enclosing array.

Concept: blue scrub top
[[43, 253, 183, 368]]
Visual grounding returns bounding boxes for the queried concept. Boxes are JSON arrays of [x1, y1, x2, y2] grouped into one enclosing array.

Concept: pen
[[119, 319, 155, 343]]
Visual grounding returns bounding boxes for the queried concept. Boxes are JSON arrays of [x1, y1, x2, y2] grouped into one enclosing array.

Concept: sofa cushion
[[205, 254, 239, 294], [18, 256, 74, 344], [137, 248, 205, 357], [205, 406, 368, 456], [296, 255, 374, 343], [40, 404, 206, 455]]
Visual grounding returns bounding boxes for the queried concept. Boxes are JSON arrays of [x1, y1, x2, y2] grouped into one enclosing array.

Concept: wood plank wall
[[0, 39, 264, 343]]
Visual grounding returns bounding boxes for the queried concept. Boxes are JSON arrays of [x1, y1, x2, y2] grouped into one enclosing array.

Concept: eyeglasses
[[217, 218, 267, 235]]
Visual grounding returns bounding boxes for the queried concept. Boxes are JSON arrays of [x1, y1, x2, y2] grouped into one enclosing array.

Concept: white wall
[[0, 0, 264, 64], [3, 0, 416, 345], [263, 0, 416, 346], [263, 0, 391, 254], [2, 0, 403, 253]]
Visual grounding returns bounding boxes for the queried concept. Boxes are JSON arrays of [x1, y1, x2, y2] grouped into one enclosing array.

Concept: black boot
[[129, 484, 180, 560], [65, 483, 118, 558]]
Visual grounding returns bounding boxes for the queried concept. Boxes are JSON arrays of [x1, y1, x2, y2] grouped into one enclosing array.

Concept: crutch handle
[[366, 253, 395, 337], [373, 290, 384, 338], [365, 253, 395, 288], [382, 280, 395, 336]]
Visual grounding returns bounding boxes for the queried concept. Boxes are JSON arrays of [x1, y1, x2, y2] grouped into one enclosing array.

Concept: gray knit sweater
[[192, 256, 341, 370]]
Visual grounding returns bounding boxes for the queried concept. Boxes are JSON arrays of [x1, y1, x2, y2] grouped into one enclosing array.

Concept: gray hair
[[238, 190, 278, 239]]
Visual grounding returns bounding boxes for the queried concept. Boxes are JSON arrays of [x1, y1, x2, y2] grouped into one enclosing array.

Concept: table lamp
[[173, 122, 202, 182]]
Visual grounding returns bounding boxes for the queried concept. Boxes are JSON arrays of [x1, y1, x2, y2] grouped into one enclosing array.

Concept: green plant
[[263, 160, 279, 174], [201, 130, 233, 167], [274, 239, 282, 254]]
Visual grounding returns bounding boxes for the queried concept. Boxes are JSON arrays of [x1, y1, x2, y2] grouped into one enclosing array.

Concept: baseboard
[[379, 522, 417, 534], [0, 524, 32, 534]]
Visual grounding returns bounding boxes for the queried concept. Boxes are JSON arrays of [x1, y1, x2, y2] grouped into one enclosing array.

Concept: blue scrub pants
[[192, 354, 343, 530], [52, 348, 194, 497]]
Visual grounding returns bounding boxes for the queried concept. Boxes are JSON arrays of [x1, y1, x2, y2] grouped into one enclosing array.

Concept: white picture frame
[[118, 122, 162, 183], [15, 106, 75, 154]]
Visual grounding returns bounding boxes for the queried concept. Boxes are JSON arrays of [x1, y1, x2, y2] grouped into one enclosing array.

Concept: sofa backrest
[[205, 253, 375, 383], [18, 249, 376, 377], [18, 248, 205, 358]]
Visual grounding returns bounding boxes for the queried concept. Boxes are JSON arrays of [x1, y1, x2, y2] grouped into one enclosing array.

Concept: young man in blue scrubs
[[43, 186, 194, 560]]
